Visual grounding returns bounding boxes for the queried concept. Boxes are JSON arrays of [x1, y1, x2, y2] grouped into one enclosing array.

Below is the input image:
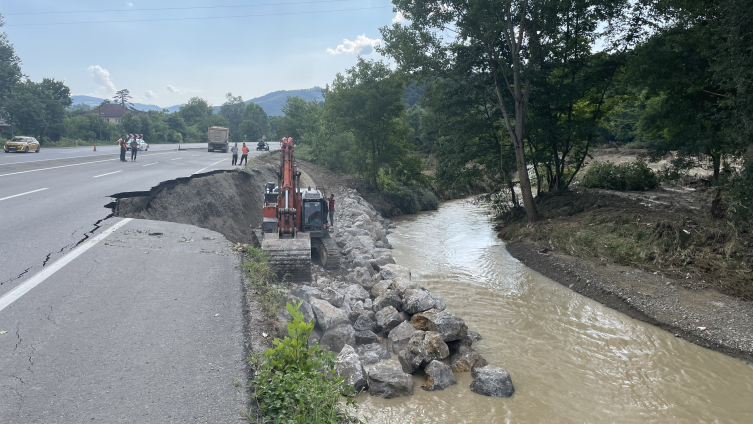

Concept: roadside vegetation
[[240, 247, 360, 423], [245, 302, 360, 424]]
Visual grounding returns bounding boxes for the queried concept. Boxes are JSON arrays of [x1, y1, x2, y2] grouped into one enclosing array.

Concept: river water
[[353, 199, 753, 423]]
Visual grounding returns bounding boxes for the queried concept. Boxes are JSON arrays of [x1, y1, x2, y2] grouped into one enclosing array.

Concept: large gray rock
[[470, 365, 514, 398], [367, 366, 414, 399], [355, 330, 378, 345], [280, 295, 317, 325], [388, 321, 417, 354], [357, 343, 391, 365], [370, 280, 393, 298], [401, 289, 437, 314], [351, 266, 376, 289], [450, 345, 488, 372], [421, 360, 456, 391], [290, 285, 324, 304], [353, 314, 377, 332], [343, 284, 370, 302], [432, 295, 446, 311], [397, 331, 450, 374], [428, 311, 468, 342], [380, 264, 411, 281], [309, 298, 350, 331], [319, 324, 356, 353], [375, 306, 402, 333], [390, 277, 419, 296], [410, 309, 441, 331], [320, 287, 345, 308], [373, 290, 403, 311], [336, 345, 368, 394]]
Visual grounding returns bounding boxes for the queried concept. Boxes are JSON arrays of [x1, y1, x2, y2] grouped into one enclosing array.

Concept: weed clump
[[242, 246, 283, 317], [581, 161, 659, 191], [247, 302, 360, 423]]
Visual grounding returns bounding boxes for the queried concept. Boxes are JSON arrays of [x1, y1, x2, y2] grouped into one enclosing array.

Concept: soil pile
[[110, 169, 274, 243]]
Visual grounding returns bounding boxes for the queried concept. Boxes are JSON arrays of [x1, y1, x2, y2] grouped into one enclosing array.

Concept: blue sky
[[2, 0, 406, 107]]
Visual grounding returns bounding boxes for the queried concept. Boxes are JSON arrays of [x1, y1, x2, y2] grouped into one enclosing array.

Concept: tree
[[0, 14, 22, 106], [381, 0, 628, 220], [277, 96, 321, 142], [218, 93, 245, 141], [179, 97, 213, 127], [324, 58, 413, 189], [7, 78, 71, 141], [112, 89, 133, 109]]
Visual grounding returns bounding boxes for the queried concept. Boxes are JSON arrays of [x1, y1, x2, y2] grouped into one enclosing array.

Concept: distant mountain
[[71, 87, 323, 116], [245, 87, 324, 116], [70, 95, 182, 113]]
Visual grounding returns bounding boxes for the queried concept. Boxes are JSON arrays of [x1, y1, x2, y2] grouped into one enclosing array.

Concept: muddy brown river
[[353, 200, 753, 423]]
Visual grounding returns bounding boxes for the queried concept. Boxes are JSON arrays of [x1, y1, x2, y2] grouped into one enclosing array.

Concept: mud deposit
[[353, 200, 753, 423], [109, 170, 272, 243]]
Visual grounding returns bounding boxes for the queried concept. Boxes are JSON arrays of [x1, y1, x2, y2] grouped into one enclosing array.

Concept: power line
[[4, 0, 367, 16], [5, 5, 392, 27]]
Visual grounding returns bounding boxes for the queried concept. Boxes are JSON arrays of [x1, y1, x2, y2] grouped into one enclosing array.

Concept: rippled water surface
[[353, 200, 753, 423]]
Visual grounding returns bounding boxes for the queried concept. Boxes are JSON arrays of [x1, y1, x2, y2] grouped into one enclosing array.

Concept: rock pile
[[278, 188, 514, 399]]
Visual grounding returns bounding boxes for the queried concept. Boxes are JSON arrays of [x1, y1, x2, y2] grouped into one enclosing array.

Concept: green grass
[[242, 246, 283, 317]]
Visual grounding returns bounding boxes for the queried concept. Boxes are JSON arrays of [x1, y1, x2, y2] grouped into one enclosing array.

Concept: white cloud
[[392, 11, 409, 24], [326, 35, 381, 55], [87, 65, 116, 94], [166, 85, 180, 93], [144, 90, 155, 99], [127, 2, 133, 7]]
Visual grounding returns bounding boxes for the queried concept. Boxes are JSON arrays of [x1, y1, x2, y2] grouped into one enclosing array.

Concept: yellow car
[[4, 136, 40, 153]]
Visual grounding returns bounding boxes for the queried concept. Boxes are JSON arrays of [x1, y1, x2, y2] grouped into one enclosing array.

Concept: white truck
[[207, 126, 229, 153]]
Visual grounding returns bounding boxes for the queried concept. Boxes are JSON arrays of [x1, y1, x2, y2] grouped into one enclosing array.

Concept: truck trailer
[[207, 126, 229, 153]]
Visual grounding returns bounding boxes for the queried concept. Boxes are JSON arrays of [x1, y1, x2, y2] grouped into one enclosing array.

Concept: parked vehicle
[[208, 126, 229, 153], [4, 136, 40, 153], [125, 139, 149, 151], [257, 140, 269, 151]]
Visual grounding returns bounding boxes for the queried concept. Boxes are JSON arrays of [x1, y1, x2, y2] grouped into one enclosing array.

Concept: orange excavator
[[258, 137, 340, 281]]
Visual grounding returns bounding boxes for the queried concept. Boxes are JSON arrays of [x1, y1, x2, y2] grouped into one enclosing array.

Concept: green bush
[[385, 181, 439, 214], [724, 159, 753, 226], [581, 161, 659, 191], [242, 247, 282, 317], [249, 302, 358, 423]]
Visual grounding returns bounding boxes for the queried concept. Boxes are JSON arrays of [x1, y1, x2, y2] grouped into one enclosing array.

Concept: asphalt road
[[0, 142, 205, 166], [0, 143, 277, 422]]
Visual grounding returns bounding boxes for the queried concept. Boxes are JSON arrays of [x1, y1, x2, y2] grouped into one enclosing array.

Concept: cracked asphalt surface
[[0, 145, 275, 422]]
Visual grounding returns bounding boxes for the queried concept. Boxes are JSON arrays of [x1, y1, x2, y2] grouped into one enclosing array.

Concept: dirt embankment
[[497, 173, 753, 362]]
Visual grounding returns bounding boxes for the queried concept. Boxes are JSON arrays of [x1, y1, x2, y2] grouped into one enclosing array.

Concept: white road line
[[193, 158, 228, 175], [0, 151, 178, 178], [0, 218, 133, 313], [142, 162, 158, 167], [170, 157, 182, 161], [0, 188, 48, 202], [93, 170, 122, 178]]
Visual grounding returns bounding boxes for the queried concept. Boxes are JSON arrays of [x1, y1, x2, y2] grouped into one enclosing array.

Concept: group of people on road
[[231, 143, 249, 166], [118, 138, 140, 162]]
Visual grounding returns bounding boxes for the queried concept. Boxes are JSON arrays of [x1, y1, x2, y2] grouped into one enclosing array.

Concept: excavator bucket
[[261, 232, 312, 282]]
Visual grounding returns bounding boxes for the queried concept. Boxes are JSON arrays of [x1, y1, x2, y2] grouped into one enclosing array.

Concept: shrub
[[384, 181, 439, 214], [724, 159, 753, 227], [249, 302, 358, 423], [242, 247, 282, 317], [581, 161, 659, 191]]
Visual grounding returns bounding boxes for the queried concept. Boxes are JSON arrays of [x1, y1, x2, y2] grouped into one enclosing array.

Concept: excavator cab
[[301, 188, 329, 237]]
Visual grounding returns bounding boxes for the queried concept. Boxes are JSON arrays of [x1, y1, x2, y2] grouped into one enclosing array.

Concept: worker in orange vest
[[239, 143, 249, 166]]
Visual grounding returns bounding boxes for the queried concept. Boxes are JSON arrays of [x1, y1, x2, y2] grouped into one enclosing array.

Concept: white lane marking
[[93, 170, 122, 178], [0, 151, 178, 178], [142, 162, 158, 167], [0, 188, 48, 202], [171, 158, 181, 161], [191, 154, 199, 157], [0, 218, 133, 313], [193, 158, 228, 175]]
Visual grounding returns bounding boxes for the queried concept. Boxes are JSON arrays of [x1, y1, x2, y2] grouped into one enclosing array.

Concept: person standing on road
[[239, 143, 249, 166], [119, 138, 127, 162], [130, 138, 139, 161], [231, 143, 238, 166], [328, 194, 335, 227]]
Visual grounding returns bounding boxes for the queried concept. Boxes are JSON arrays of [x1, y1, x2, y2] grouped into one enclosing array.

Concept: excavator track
[[262, 233, 312, 283], [312, 235, 341, 271]]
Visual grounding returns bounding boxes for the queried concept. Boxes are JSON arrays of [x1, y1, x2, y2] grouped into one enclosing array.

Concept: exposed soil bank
[[497, 186, 753, 363], [109, 169, 274, 244]]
